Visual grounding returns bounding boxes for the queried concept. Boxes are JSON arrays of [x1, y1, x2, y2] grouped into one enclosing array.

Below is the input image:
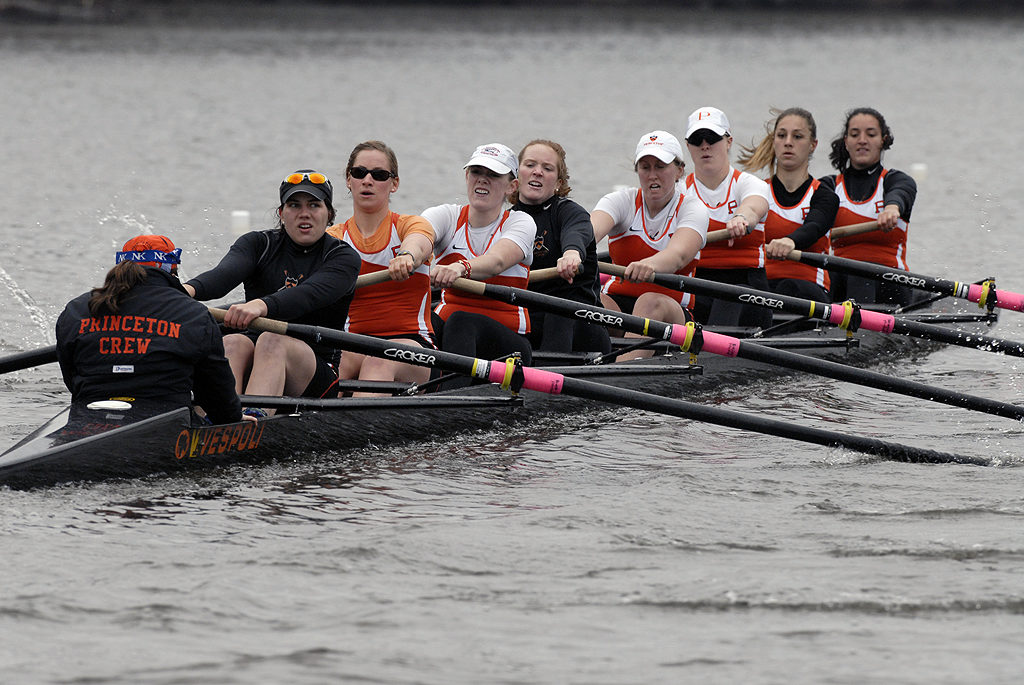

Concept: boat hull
[[0, 305, 999, 488]]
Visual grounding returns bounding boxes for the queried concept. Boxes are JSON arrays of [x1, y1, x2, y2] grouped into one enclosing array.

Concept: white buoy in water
[[231, 210, 251, 235], [910, 163, 928, 182]]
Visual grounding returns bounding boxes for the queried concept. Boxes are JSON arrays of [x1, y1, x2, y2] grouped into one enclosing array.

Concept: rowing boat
[[0, 290, 1000, 488]]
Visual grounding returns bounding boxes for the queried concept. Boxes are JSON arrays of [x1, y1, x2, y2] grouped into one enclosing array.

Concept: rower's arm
[[467, 238, 526, 280], [590, 209, 616, 245], [623, 228, 703, 283], [725, 195, 769, 237], [388, 232, 434, 281]]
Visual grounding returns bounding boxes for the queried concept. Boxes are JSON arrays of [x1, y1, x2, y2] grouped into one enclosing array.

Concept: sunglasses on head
[[349, 166, 395, 182], [284, 171, 329, 185], [686, 130, 725, 146]]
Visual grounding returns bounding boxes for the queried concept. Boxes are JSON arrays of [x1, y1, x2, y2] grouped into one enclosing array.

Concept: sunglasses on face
[[349, 166, 395, 182], [686, 130, 724, 146], [283, 171, 329, 185]]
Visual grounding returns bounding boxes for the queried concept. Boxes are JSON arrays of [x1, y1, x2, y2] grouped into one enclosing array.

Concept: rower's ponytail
[[88, 261, 147, 316]]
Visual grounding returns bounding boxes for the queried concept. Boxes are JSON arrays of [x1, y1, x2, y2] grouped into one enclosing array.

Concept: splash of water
[[0, 264, 54, 347]]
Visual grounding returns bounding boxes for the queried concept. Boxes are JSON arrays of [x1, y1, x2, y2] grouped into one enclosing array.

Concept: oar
[[208, 308, 989, 466], [0, 345, 58, 374], [788, 249, 1024, 313], [450, 278, 1024, 422], [599, 263, 1024, 359], [354, 265, 564, 289], [706, 220, 878, 244], [829, 220, 881, 241]]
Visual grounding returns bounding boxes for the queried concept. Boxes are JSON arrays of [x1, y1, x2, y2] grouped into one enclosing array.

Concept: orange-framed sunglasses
[[283, 171, 329, 185]]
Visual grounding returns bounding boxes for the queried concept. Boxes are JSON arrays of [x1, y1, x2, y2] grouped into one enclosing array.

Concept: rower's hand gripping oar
[[787, 249, 1019, 314], [207, 307, 991, 466], [449, 278, 1024, 423], [598, 263, 1024, 359]]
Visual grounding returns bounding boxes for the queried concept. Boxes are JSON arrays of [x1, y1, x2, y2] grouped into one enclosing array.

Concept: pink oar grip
[[966, 283, 986, 305], [857, 309, 896, 333], [665, 323, 740, 356], [486, 364, 565, 394], [696, 329, 741, 357], [995, 289, 1024, 312], [827, 306, 895, 333], [963, 283, 1024, 311]]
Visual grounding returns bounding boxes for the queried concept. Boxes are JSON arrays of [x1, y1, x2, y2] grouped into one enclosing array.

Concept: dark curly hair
[[829, 107, 894, 172]]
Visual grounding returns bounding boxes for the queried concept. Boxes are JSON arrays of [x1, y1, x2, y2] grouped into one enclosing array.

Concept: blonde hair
[[738, 107, 817, 176]]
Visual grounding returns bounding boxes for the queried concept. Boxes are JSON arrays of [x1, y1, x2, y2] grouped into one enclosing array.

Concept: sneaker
[[242, 407, 268, 419]]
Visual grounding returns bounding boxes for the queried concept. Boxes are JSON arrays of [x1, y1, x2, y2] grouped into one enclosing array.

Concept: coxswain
[[55, 235, 244, 424], [327, 141, 436, 394], [591, 130, 708, 360], [183, 171, 361, 415], [738, 107, 839, 302], [683, 106, 773, 328]]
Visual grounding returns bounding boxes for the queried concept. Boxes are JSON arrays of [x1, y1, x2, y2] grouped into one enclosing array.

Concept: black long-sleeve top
[[56, 268, 242, 424], [820, 162, 917, 221], [186, 229, 361, 360], [514, 196, 602, 305]]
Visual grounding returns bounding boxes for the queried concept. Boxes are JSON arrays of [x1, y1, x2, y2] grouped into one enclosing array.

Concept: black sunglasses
[[350, 166, 395, 181], [686, 130, 725, 146]]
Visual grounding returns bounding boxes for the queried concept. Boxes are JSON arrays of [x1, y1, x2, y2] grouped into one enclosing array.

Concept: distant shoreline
[[2, 0, 1021, 27]]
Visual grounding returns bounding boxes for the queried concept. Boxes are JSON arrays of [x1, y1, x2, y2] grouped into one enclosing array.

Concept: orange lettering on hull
[[174, 421, 266, 460]]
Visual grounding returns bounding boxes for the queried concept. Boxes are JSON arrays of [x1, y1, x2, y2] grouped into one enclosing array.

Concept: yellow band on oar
[[500, 357, 517, 391], [679, 321, 697, 353], [839, 300, 855, 329], [978, 279, 995, 309], [808, 301, 817, 317], [642, 319, 651, 336]]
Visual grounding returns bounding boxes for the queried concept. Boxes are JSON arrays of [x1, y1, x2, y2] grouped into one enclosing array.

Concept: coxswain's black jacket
[[56, 267, 242, 424]]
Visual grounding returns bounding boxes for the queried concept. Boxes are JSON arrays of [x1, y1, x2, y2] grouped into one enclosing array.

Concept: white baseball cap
[[685, 106, 732, 139], [464, 143, 518, 178], [634, 130, 683, 165]]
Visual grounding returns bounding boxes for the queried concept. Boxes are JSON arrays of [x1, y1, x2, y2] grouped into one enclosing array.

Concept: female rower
[[683, 106, 772, 328], [423, 143, 537, 386], [822, 107, 918, 305], [327, 141, 436, 394], [56, 235, 243, 424], [511, 139, 610, 354], [591, 130, 708, 359], [738, 107, 839, 302], [184, 170, 362, 414]]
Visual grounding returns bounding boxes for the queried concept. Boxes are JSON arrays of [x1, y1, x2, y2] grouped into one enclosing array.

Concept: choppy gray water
[[2, 4, 1024, 683]]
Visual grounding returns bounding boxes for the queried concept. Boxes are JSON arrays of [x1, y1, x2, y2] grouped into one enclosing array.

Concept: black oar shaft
[[791, 250, 964, 297], [0, 345, 58, 374], [222, 311, 988, 466], [471, 281, 1024, 421], [558, 375, 987, 466]]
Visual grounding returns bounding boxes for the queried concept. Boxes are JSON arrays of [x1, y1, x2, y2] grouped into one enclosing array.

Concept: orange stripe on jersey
[[329, 214, 434, 338], [685, 170, 764, 269], [831, 169, 909, 269], [433, 206, 531, 334], [763, 178, 830, 288], [602, 190, 693, 307]]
